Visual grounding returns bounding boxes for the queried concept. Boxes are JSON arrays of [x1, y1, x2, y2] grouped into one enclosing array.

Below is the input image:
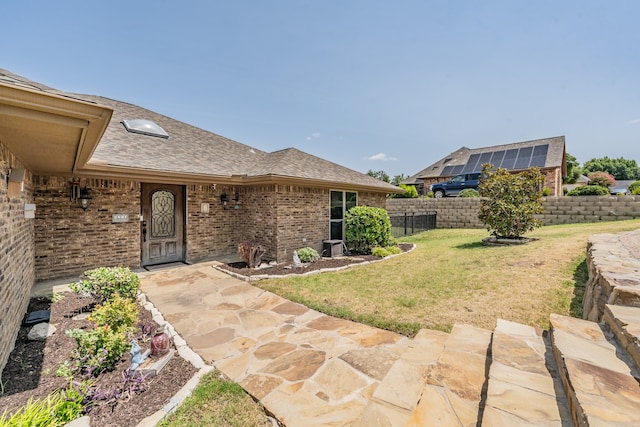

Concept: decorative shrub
[[392, 184, 418, 198], [89, 295, 138, 332], [628, 180, 640, 195], [426, 191, 435, 198], [70, 267, 140, 302], [345, 206, 395, 254], [587, 171, 616, 187], [457, 188, 479, 198], [566, 185, 610, 196], [66, 297, 138, 376], [237, 241, 266, 268], [297, 247, 319, 263], [371, 246, 402, 257], [478, 164, 544, 239], [542, 187, 551, 196]]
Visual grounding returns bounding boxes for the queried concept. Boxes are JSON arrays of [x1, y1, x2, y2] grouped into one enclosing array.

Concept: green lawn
[[257, 219, 640, 334]]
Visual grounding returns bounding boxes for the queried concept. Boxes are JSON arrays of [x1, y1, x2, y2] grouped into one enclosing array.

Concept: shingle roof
[[0, 68, 400, 193], [405, 136, 566, 183]]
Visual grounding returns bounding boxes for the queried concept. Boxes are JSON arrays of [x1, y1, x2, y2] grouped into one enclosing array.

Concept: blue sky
[[3, 1, 639, 179]]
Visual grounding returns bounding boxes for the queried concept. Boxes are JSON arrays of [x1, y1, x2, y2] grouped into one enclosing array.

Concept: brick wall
[[274, 186, 328, 262], [0, 141, 35, 373], [34, 177, 141, 280], [387, 196, 640, 229], [186, 184, 244, 263]]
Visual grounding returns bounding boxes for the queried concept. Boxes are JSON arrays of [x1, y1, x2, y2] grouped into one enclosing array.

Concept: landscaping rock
[[27, 322, 56, 341]]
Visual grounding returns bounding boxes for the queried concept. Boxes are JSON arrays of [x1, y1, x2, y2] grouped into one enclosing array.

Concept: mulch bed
[[218, 243, 414, 278], [0, 292, 197, 426]]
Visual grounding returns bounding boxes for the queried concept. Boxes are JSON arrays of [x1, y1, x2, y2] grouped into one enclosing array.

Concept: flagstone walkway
[[138, 262, 452, 426]]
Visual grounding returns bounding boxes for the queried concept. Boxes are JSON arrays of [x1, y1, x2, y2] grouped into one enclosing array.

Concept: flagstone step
[[351, 329, 449, 426], [549, 313, 640, 426], [406, 324, 493, 426], [602, 304, 640, 374], [482, 319, 571, 426]]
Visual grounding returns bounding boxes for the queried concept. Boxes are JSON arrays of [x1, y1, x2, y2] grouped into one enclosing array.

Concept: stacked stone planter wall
[[582, 229, 640, 322], [387, 196, 640, 229]]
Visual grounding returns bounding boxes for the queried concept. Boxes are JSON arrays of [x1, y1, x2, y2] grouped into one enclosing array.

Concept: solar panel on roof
[[441, 165, 454, 176], [514, 147, 533, 169], [501, 149, 518, 169], [529, 144, 548, 168], [450, 165, 464, 174], [489, 150, 505, 167], [462, 154, 481, 173], [478, 152, 492, 168]]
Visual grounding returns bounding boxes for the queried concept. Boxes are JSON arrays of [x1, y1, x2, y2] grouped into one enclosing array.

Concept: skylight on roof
[[121, 119, 169, 138]]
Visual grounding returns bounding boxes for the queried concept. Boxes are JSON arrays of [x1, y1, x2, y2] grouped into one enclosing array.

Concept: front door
[[141, 183, 185, 266]]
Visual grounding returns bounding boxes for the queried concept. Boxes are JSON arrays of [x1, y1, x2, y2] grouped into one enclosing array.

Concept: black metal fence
[[389, 211, 437, 238]]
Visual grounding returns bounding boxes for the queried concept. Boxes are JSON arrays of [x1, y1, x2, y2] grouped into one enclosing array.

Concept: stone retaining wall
[[582, 229, 640, 322], [387, 196, 640, 229]]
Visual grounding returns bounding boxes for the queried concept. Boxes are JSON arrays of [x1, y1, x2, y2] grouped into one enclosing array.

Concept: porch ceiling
[[0, 84, 112, 175]]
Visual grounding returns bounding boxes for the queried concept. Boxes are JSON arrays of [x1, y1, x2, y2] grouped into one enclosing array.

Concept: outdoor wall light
[[233, 192, 240, 209], [78, 187, 92, 211], [220, 193, 229, 208]]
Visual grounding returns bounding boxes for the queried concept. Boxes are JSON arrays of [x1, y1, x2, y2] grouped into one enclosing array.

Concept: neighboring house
[[0, 68, 401, 372], [563, 174, 590, 193], [404, 136, 567, 196]]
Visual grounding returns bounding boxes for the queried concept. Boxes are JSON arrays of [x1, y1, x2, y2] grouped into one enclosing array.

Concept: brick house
[[0, 69, 400, 371], [404, 136, 567, 196]]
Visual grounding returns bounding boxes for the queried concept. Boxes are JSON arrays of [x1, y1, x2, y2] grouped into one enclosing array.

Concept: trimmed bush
[[392, 184, 418, 198], [297, 247, 319, 263], [542, 187, 551, 196], [457, 188, 479, 198], [345, 206, 395, 254], [566, 185, 610, 196], [478, 164, 544, 238], [371, 246, 402, 257], [70, 267, 140, 302], [628, 180, 640, 195]]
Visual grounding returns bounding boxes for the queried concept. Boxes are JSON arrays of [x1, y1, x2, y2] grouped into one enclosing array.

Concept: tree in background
[[564, 153, 582, 184], [478, 164, 544, 239], [391, 174, 408, 186], [367, 170, 390, 183], [582, 157, 640, 180], [587, 171, 616, 187]]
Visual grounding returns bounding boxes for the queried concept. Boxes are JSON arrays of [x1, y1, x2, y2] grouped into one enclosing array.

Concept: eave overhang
[[0, 83, 113, 175]]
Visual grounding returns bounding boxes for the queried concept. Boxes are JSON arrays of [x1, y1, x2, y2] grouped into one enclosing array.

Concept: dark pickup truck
[[430, 173, 481, 197]]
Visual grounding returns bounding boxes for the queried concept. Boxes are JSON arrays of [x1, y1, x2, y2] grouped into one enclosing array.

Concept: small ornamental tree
[[587, 171, 616, 188], [344, 206, 395, 254], [478, 164, 545, 239]]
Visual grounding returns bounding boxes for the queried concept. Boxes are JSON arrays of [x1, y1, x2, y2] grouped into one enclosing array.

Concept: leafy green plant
[[542, 187, 551, 196], [344, 206, 395, 254], [628, 180, 640, 195], [566, 185, 610, 196], [587, 171, 616, 187], [89, 295, 138, 332], [371, 246, 402, 257], [478, 164, 544, 238], [392, 184, 418, 198], [66, 297, 137, 376], [0, 395, 61, 426], [457, 188, 479, 197], [56, 361, 74, 379], [70, 267, 140, 302], [426, 191, 435, 198], [237, 241, 266, 268], [297, 247, 319, 263]]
